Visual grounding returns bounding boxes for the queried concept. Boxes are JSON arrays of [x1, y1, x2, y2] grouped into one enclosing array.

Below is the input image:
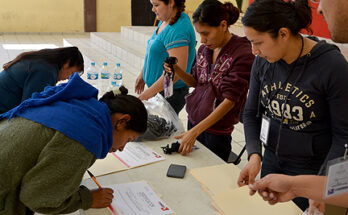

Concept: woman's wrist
[[249, 153, 261, 163]]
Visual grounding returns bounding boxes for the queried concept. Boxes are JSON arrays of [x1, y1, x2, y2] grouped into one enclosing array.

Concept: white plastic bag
[[138, 93, 184, 141]]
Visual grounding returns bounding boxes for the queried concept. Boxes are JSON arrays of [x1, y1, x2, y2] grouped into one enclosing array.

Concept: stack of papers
[[84, 142, 165, 178], [211, 186, 303, 215], [190, 163, 241, 196], [191, 164, 302, 215]]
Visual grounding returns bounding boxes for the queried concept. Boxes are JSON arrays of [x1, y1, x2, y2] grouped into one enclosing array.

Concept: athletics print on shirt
[[260, 80, 317, 131]]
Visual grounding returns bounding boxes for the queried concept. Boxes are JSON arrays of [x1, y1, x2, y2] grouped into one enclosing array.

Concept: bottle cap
[[103, 62, 108, 66], [91, 62, 95, 66]]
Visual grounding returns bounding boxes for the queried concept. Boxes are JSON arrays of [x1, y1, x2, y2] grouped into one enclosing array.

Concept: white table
[[79, 138, 226, 215]]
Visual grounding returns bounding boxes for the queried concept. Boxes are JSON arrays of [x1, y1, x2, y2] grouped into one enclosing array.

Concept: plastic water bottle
[[86, 62, 98, 88], [111, 63, 123, 87], [100, 62, 110, 93]]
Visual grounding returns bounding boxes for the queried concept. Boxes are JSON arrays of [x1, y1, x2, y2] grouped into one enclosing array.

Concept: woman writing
[[0, 74, 147, 215]]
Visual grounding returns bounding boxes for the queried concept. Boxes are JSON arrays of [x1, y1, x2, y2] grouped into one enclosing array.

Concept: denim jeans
[[261, 148, 323, 211], [160, 86, 189, 115], [188, 121, 232, 161]]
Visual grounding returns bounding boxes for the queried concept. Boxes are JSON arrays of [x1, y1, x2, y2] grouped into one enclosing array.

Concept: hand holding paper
[[248, 174, 296, 205]]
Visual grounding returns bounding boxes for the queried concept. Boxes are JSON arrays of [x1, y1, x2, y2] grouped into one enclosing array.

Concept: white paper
[[326, 159, 348, 197], [108, 181, 174, 215], [113, 142, 165, 168]]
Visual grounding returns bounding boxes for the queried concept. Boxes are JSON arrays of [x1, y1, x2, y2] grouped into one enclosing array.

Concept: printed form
[[109, 181, 174, 215]]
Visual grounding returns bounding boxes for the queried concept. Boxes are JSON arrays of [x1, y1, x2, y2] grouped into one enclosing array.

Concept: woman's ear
[[169, 0, 175, 8], [115, 114, 131, 130], [278, 27, 290, 41], [220, 20, 228, 32]]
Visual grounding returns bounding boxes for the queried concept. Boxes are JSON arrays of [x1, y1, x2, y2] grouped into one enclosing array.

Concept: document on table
[[113, 141, 164, 168], [83, 142, 165, 178], [190, 163, 241, 196], [211, 186, 303, 215], [110, 181, 174, 215], [84, 181, 174, 215]]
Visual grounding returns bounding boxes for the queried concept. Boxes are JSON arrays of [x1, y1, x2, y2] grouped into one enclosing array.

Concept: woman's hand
[[248, 174, 297, 205], [138, 90, 152, 101], [135, 74, 145, 94], [163, 63, 173, 75], [175, 129, 200, 155], [308, 199, 325, 215], [90, 188, 114, 208], [238, 154, 262, 187]]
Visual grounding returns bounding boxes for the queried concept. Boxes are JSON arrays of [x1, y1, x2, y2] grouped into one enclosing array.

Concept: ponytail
[[99, 86, 147, 133], [192, 0, 239, 27]]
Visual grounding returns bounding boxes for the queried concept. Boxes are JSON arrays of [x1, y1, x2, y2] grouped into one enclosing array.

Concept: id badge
[[325, 156, 348, 198], [260, 115, 271, 145]]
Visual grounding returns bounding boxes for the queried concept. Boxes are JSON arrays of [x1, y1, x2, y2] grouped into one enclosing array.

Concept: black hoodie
[[244, 40, 348, 171]]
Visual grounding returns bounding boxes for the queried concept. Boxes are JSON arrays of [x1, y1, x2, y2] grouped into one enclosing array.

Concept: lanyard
[[272, 36, 305, 156]]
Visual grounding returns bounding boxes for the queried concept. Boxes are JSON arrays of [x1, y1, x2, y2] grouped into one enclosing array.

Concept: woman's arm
[[249, 174, 348, 208], [178, 98, 235, 154], [139, 46, 189, 100], [243, 57, 264, 160], [135, 68, 145, 94], [321, 53, 348, 172], [165, 62, 197, 87], [19, 131, 103, 214]]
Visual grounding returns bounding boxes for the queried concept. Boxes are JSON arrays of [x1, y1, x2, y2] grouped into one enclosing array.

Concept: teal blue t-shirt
[[143, 12, 196, 89]]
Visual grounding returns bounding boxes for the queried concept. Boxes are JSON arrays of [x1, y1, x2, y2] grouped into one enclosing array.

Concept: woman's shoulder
[[221, 35, 254, 61], [27, 59, 59, 73], [6, 59, 57, 76], [229, 35, 252, 51], [310, 40, 347, 63], [169, 13, 195, 34]]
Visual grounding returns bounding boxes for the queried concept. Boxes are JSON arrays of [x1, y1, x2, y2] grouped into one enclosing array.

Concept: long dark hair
[[160, 0, 185, 25], [193, 0, 239, 27], [3, 46, 84, 71], [242, 0, 312, 37], [99, 86, 148, 133]]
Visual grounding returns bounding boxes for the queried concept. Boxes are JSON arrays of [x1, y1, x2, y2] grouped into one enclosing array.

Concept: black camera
[[163, 56, 178, 78], [161, 141, 180, 154], [164, 56, 178, 70]]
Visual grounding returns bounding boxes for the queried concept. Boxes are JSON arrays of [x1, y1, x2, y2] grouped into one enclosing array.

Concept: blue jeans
[[188, 121, 232, 161], [160, 86, 189, 115], [261, 148, 323, 211]]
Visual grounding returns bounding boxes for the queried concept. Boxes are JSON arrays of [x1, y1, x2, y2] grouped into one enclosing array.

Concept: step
[[119, 25, 246, 51], [63, 37, 140, 94], [90, 32, 145, 71], [121, 26, 156, 46]]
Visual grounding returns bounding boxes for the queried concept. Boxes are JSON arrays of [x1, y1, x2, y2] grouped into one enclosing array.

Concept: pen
[[87, 170, 118, 215]]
